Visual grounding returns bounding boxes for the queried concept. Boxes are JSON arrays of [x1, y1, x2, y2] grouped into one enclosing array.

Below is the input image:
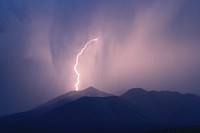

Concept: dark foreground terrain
[[1, 87, 200, 132]]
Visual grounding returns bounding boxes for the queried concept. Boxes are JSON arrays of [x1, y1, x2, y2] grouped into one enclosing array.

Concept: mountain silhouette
[[37, 96, 151, 131], [15, 86, 112, 117], [1, 87, 200, 132], [121, 88, 200, 126]]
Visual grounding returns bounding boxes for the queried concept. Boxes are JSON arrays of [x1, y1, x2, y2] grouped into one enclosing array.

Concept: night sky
[[0, 0, 200, 115]]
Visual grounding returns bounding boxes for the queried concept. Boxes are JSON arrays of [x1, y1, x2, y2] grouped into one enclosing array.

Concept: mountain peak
[[78, 86, 111, 97], [28, 86, 112, 114], [81, 86, 99, 93], [55, 86, 112, 102], [121, 88, 147, 97]]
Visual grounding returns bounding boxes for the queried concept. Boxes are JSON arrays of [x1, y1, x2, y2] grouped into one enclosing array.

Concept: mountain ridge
[[121, 88, 200, 125], [1, 87, 200, 132]]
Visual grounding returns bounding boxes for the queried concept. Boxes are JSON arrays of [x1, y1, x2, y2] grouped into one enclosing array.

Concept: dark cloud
[[0, 0, 30, 33]]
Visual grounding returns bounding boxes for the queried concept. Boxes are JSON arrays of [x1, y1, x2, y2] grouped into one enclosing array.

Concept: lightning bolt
[[74, 38, 98, 91]]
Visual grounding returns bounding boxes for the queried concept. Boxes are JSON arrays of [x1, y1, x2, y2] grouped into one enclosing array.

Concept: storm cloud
[[0, 0, 200, 115]]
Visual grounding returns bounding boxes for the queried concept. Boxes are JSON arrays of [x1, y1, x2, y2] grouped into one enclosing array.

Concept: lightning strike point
[[74, 38, 98, 91]]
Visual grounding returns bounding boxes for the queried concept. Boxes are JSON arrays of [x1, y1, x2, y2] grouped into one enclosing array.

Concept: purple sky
[[0, 0, 200, 115]]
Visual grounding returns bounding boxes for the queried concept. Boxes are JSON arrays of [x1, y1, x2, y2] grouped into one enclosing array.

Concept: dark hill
[[38, 96, 151, 131], [121, 88, 200, 126], [7, 86, 112, 118], [0, 96, 152, 132]]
